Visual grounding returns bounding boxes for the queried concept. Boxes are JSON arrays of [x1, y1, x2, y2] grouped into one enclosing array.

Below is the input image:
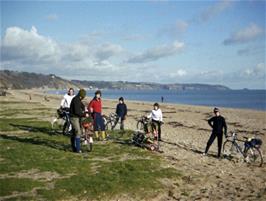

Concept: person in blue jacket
[[112, 97, 127, 130]]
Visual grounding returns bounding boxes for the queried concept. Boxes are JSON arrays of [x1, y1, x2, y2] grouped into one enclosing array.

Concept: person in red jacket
[[88, 90, 106, 140]]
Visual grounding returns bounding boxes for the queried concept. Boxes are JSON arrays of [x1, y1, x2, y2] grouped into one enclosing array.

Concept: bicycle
[[104, 113, 118, 130], [223, 132, 263, 167], [133, 120, 163, 152], [51, 108, 72, 135], [136, 116, 150, 132]]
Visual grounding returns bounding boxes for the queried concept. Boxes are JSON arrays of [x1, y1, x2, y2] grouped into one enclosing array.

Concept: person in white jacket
[[60, 88, 75, 110], [147, 103, 163, 141]]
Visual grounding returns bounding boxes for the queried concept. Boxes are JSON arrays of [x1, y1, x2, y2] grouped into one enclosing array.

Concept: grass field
[[0, 99, 183, 200]]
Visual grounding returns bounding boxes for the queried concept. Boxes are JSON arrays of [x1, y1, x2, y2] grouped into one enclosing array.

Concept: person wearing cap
[[69, 89, 86, 153], [203, 107, 227, 158], [147, 103, 163, 141], [112, 97, 127, 130], [88, 90, 106, 140]]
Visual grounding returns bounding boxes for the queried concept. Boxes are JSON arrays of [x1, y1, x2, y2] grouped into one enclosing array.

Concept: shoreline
[[5, 88, 266, 113]]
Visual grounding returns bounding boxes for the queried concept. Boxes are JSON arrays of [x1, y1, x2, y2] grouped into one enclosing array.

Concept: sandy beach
[[2, 89, 266, 200]]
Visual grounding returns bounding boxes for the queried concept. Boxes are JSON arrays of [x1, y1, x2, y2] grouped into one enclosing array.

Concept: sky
[[1, 0, 265, 89]]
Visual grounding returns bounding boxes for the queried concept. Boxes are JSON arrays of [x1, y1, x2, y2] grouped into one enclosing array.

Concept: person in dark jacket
[[69, 89, 86, 153], [203, 107, 227, 158], [112, 97, 127, 130]]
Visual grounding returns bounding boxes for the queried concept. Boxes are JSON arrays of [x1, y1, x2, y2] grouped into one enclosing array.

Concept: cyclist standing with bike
[[88, 90, 106, 140], [69, 89, 86, 153], [60, 88, 75, 135], [60, 88, 75, 110], [112, 97, 127, 130], [147, 103, 163, 141], [203, 107, 227, 158]]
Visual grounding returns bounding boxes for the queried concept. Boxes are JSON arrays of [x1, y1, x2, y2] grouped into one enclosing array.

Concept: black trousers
[[204, 132, 223, 157], [112, 117, 125, 130], [152, 120, 161, 140]]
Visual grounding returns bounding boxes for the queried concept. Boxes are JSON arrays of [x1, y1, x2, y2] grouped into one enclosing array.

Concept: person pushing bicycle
[[69, 89, 87, 153], [203, 107, 227, 158], [147, 103, 163, 141]]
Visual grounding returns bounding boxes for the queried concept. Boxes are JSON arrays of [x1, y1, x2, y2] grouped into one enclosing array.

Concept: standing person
[[69, 89, 86, 153], [112, 97, 127, 130], [60, 88, 75, 135], [161, 96, 164, 103], [147, 103, 163, 141], [88, 90, 106, 140], [61, 88, 75, 110], [203, 107, 227, 158]]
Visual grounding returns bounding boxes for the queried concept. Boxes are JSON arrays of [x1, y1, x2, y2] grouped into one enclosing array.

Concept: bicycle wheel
[[87, 142, 93, 152], [83, 141, 93, 152], [105, 121, 113, 130], [62, 121, 69, 135], [245, 147, 263, 167], [223, 140, 238, 157], [136, 121, 144, 130]]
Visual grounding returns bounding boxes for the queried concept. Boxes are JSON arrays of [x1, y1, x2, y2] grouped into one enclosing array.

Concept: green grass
[[0, 99, 183, 200], [0, 178, 44, 197], [0, 108, 55, 117]]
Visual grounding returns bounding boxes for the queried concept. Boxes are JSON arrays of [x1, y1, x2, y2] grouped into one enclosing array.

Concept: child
[[147, 103, 163, 141], [113, 97, 127, 130]]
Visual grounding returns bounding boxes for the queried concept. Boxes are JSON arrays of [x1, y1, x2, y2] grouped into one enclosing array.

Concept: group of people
[[60, 88, 130, 153], [60, 88, 227, 158]]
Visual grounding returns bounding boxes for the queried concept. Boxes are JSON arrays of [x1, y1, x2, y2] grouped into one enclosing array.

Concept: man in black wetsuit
[[203, 107, 227, 158]]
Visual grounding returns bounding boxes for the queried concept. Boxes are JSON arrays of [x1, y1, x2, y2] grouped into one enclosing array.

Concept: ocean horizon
[[49, 89, 266, 111]]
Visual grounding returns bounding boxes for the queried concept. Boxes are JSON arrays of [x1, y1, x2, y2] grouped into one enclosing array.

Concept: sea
[[49, 89, 266, 111]]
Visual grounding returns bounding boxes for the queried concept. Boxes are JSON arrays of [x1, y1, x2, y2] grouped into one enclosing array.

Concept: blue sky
[[1, 0, 265, 89]]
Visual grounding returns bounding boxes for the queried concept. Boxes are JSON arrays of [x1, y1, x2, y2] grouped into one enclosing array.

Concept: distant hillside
[[72, 80, 230, 91], [0, 70, 82, 89], [0, 70, 230, 91]]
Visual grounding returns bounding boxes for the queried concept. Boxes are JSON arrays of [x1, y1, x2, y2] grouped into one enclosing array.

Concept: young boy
[[113, 97, 127, 130], [203, 107, 227, 158], [147, 103, 163, 141]]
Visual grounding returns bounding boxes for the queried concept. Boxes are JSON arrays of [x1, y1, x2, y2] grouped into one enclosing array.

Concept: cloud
[[45, 14, 58, 21], [1, 26, 124, 75], [126, 41, 184, 63], [1, 26, 60, 64], [170, 69, 187, 78], [241, 63, 266, 78], [95, 43, 123, 61], [199, 0, 232, 22], [223, 23, 264, 45], [159, 20, 189, 38], [237, 45, 265, 56]]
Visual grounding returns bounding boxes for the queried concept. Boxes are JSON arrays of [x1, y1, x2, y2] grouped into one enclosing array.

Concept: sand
[[3, 89, 266, 200]]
